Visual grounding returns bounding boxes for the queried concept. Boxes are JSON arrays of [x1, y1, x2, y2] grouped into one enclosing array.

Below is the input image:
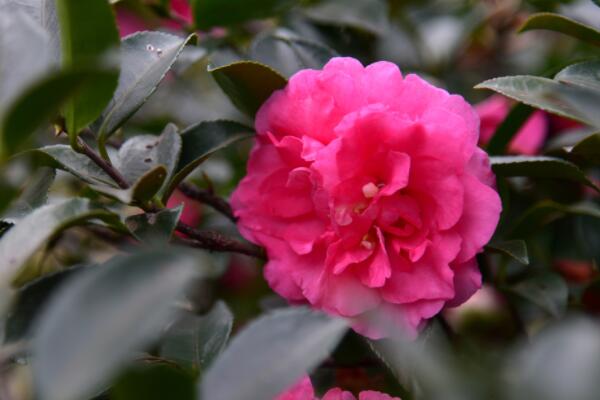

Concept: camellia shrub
[[1, 0, 600, 399]]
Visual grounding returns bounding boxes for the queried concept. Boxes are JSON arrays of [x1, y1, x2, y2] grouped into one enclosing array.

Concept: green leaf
[[570, 133, 600, 165], [507, 272, 568, 318], [31, 145, 117, 187], [163, 120, 253, 201], [160, 301, 233, 371], [96, 32, 195, 145], [56, 0, 120, 139], [3, 168, 55, 220], [555, 60, 600, 92], [0, 70, 107, 157], [208, 61, 287, 117], [191, 0, 294, 30], [32, 250, 202, 400], [485, 240, 529, 265], [127, 206, 182, 245], [92, 165, 168, 204], [303, 0, 389, 35], [519, 12, 600, 47], [111, 365, 195, 400], [486, 103, 535, 155], [199, 307, 347, 400], [115, 123, 181, 189], [250, 29, 338, 78], [490, 156, 600, 192], [0, 198, 123, 285], [475, 75, 598, 126]]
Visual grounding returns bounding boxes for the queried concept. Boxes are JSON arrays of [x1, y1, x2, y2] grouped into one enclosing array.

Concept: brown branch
[[77, 137, 130, 189], [175, 222, 265, 259], [178, 182, 237, 223]]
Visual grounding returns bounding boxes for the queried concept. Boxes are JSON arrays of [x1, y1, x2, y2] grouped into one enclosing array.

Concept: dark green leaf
[[163, 120, 253, 201], [96, 32, 195, 143], [92, 165, 168, 204], [519, 12, 600, 47], [0, 198, 124, 285], [486, 103, 535, 155], [570, 133, 600, 165], [485, 240, 529, 265], [127, 206, 182, 245], [111, 365, 195, 400], [303, 0, 389, 35], [475, 75, 598, 125], [3, 168, 55, 220], [161, 301, 233, 370], [191, 0, 294, 30], [31, 145, 117, 187], [56, 0, 120, 138], [490, 156, 600, 192], [199, 307, 347, 400], [250, 29, 338, 78], [32, 250, 202, 400], [555, 60, 600, 92], [507, 272, 568, 318], [208, 61, 287, 117]]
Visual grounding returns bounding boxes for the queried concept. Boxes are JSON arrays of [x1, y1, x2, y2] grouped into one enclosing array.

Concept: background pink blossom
[[232, 57, 502, 338], [275, 376, 400, 400]]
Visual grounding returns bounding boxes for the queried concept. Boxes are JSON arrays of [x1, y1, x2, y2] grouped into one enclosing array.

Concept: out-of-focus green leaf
[[161, 301, 233, 371], [486, 240, 529, 265], [507, 272, 568, 318], [163, 120, 253, 201], [475, 75, 599, 126], [3, 168, 55, 220], [250, 29, 338, 78], [191, 0, 294, 30], [31, 145, 117, 187], [570, 133, 600, 165], [115, 124, 181, 189], [96, 32, 195, 149], [111, 365, 195, 400], [519, 12, 600, 47], [490, 156, 599, 192], [0, 198, 124, 285], [208, 61, 287, 117], [506, 317, 600, 400], [32, 250, 202, 400], [486, 103, 535, 155], [303, 0, 389, 35], [56, 0, 120, 140], [127, 206, 182, 245], [199, 307, 347, 400], [92, 165, 168, 204], [555, 60, 600, 92]]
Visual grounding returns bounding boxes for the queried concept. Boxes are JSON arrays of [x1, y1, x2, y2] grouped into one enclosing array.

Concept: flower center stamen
[[362, 182, 379, 198]]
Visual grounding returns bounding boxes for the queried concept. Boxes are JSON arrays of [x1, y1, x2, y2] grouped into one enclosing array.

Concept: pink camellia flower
[[231, 57, 502, 338], [476, 95, 547, 155], [167, 189, 202, 227], [275, 375, 400, 400], [116, 9, 148, 37]]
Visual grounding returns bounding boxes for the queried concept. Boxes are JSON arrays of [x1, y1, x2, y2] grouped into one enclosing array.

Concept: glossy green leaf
[[96, 32, 195, 145], [507, 272, 568, 318], [475, 75, 598, 125], [486, 103, 535, 155], [303, 0, 389, 35], [490, 156, 600, 192], [127, 206, 182, 245], [161, 301, 233, 370], [92, 165, 168, 204], [32, 250, 202, 400], [56, 0, 120, 139], [191, 0, 293, 30], [163, 120, 253, 201], [112, 365, 195, 400], [519, 12, 600, 47], [485, 240, 529, 265], [208, 61, 287, 117], [31, 145, 117, 187], [3, 168, 55, 220], [200, 307, 347, 400], [250, 29, 338, 78], [0, 198, 123, 285], [555, 60, 600, 92]]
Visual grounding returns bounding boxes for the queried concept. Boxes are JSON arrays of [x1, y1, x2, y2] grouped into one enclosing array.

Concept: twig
[[178, 182, 237, 223], [77, 137, 130, 189], [175, 222, 266, 259]]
